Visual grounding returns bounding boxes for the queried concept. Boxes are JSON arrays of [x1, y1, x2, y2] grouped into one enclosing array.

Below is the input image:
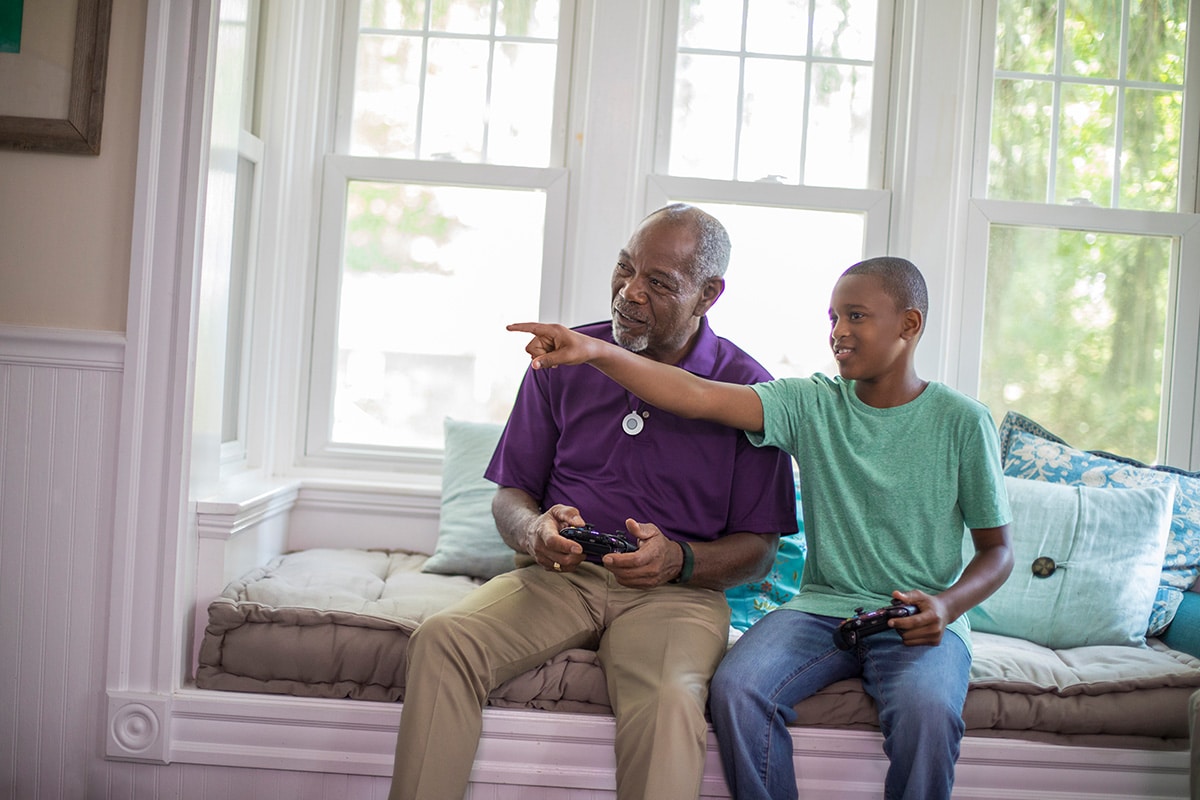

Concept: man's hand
[[888, 589, 952, 646], [527, 504, 588, 573], [600, 519, 682, 589], [507, 322, 601, 370]]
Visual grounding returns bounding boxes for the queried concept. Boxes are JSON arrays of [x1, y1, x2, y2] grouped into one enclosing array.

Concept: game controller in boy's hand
[[832, 599, 920, 650], [559, 525, 638, 563]]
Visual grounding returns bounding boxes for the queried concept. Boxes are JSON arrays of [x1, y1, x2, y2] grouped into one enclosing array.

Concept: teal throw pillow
[[965, 476, 1174, 649], [422, 418, 517, 580], [1161, 591, 1200, 660], [1001, 415, 1200, 635]]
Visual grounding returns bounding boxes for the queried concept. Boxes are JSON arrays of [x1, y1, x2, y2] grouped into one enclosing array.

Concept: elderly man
[[388, 203, 798, 800]]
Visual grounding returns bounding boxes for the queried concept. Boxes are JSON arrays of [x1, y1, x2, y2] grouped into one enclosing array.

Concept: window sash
[[303, 154, 569, 468]]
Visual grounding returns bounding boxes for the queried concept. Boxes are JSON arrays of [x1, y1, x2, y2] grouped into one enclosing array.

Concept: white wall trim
[[161, 689, 1189, 799], [0, 324, 126, 371]]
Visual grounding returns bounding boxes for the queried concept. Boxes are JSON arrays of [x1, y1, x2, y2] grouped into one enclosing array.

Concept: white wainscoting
[[0, 325, 401, 800]]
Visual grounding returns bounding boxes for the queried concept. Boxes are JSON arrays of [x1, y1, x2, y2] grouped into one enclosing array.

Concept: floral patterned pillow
[[725, 490, 806, 632], [1000, 412, 1200, 636]]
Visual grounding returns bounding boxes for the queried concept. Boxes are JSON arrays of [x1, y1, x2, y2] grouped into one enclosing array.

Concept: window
[[651, 0, 893, 381], [305, 0, 573, 462], [194, 0, 265, 478], [968, 0, 1199, 464]]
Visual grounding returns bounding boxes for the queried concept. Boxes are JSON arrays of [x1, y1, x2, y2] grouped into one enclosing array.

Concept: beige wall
[[0, 0, 147, 333]]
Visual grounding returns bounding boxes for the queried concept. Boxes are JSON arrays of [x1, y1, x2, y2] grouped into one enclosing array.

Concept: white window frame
[[297, 0, 577, 470], [303, 156, 570, 470], [645, 0, 895, 255]]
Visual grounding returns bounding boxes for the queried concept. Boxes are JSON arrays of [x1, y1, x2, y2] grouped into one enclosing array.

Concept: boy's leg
[[597, 583, 731, 800], [389, 564, 605, 800], [860, 631, 971, 800], [708, 610, 860, 800]]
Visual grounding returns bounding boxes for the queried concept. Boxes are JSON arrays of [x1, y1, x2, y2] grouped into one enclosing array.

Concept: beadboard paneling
[[0, 344, 121, 800]]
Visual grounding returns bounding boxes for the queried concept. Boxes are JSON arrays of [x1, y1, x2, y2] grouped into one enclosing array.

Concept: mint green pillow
[[421, 419, 517, 580], [965, 476, 1174, 648]]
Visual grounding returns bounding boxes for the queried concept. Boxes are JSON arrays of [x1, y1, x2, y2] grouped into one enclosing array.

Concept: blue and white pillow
[[1000, 412, 1200, 635]]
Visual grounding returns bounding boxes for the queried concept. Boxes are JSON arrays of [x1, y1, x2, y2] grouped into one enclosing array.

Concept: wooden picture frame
[[0, 0, 113, 155]]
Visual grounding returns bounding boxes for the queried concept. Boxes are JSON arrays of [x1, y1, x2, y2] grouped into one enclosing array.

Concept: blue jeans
[[709, 608, 970, 800]]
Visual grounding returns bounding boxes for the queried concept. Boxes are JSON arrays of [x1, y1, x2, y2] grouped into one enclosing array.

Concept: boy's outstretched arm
[[508, 322, 765, 433]]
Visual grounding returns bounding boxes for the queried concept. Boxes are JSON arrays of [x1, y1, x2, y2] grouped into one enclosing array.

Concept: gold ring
[[553, 562, 562, 572]]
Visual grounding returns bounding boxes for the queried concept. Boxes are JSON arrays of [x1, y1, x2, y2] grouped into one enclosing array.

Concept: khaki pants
[[388, 560, 731, 800]]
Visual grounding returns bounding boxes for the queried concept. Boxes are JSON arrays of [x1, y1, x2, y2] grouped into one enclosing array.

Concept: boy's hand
[[889, 589, 951, 646], [507, 322, 601, 370]]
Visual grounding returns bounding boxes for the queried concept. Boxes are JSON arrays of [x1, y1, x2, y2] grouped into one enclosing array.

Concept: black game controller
[[832, 600, 919, 650], [559, 525, 638, 563]]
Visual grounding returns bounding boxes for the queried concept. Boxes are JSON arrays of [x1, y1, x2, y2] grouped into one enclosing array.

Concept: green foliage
[[990, 0, 1186, 209], [982, 0, 1187, 460], [980, 226, 1169, 462], [344, 182, 460, 275]]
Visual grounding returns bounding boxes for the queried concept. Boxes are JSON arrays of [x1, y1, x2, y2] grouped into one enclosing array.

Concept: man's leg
[[596, 583, 730, 800], [860, 630, 971, 800], [389, 565, 605, 800], [708, 610, 859, 800]]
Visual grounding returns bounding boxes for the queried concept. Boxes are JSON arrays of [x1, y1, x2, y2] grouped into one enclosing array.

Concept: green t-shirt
[[747, 376, 1011, 647]]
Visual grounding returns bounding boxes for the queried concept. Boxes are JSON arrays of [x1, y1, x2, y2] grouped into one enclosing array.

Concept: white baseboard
[[155, 688, 1189, 800]]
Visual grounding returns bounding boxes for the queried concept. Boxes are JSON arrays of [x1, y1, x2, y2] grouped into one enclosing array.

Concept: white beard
[[611, 318, 649, 353]]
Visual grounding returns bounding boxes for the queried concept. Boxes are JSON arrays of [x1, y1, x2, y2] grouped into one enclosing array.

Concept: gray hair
[[842, 256, 929, 320], [646, 203, 731, 283]]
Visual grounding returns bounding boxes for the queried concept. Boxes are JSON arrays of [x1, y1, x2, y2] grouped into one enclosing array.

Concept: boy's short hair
[[843, 256, 929, 320]]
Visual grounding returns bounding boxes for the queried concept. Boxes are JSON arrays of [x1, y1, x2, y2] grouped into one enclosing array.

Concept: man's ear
[[901, 307, 924, 340], [694, 277, 726, 317]]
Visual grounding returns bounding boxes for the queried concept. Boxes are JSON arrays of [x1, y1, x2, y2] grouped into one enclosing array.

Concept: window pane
[[1121, 87, 1183, 212], [670, 53, 740, 179], [979, 225, 1170, 462], [350, 0, 562, 165], [334, 183, 546, 449], [1063, 0, 1120, 80], [422, 38, 491, 161], [487, 42, 558, 166], [496, 0, 560, 37], [353, 33, 422, 159], [738, 58, 805, 183], [222, 156, 257, 445], [995, 0, 1056, 73], [1128, 0, 1188, 84], [989, 78, 1053, 202], [678, 0, 744, 51], [696, 203, 866, 381], [805, 62, 873, 188], [360, 0, 424, 30], [745, 0, 809, 57], [811, 0, 875, 60], [1055, 82, 1115, 206], [670, 0, 879, 188], [428, 0, 492, 34]]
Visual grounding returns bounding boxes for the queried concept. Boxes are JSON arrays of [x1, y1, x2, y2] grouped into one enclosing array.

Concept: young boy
[[508, 256, 1014, 800]]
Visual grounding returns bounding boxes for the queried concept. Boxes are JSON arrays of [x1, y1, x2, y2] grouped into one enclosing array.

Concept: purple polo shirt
[[485, 319, 798, 542]]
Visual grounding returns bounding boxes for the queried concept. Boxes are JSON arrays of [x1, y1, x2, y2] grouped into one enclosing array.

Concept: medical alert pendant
[[621, 412, 645, 436]]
